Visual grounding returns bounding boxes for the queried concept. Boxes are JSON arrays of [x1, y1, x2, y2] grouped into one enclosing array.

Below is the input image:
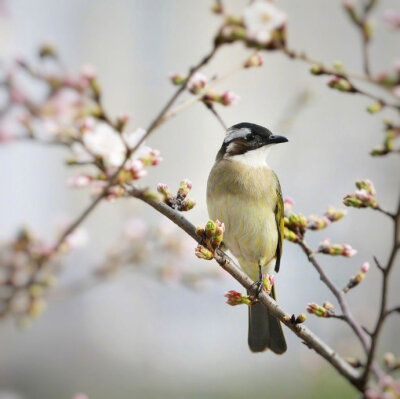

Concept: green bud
[[367, 102, 383, 114]]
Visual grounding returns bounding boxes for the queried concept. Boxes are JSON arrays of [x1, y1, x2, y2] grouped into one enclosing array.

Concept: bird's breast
[[207, 159, 279, 272]]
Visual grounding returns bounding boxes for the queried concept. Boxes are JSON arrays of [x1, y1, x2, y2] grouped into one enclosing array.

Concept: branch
[[362, 196, 400, 384], [127, 185, 363, 391], [47, 43, 221, 259], [297, 240, 372, 355]]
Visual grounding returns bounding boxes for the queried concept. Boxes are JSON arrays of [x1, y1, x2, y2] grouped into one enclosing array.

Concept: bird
[[207, 122, 288, 354]]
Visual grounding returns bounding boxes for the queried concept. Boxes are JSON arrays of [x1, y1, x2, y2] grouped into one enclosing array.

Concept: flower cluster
[[216, 1, 287, 50], [365, 375, 400, 399], [224, 273, 274, 306], [157, 179, 196, 211], [0, 226, 87, 327], [306, 301, 335, 318], [170, 71, 240, 107], [343, 262, 370, 293], [318, 238, 357, 257], [343, 179, 378, 209], [283, 197, 347, 242], [224, 290, 252, 306], [0, 45, 164, 202], [371, 121, 400, 156], [195, 219, 225, 260]]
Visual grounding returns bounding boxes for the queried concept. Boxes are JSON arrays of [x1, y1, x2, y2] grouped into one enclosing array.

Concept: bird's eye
[[245, 134, 255, 141]]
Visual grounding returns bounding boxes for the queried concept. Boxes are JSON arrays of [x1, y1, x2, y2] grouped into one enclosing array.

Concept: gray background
[[0, 1, 399, 398]]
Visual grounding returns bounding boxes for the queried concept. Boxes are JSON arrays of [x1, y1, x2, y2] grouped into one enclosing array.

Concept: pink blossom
[[361, 262, 370, 273], [10, 88, 26, 104], [67, 173, 92, 188], [187, 72, 208, 94], [80, 64, 97, 80], [124, 218, 147, 240], [384, 9, 400, 29], [342, 244, 357, 257], [220, 90, 240, 106], [65, 227, 89, 249], [125, 159, 147, 180], [243, 1, 287, 44]]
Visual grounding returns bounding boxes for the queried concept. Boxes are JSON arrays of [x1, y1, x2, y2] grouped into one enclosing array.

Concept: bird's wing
[[274, 179, 284, 273]]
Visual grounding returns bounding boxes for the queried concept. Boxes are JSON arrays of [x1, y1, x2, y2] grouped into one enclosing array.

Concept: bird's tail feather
[[247, 286, 287, 354]]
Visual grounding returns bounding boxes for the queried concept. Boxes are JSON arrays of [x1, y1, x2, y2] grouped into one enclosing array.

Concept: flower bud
[[361, 261, 370, 273], [195, 245, 213, 260], [295, 313, 307, 324], [307, 302, 330, 317], [39, 42, 57, 58], [187, 72, 208, 94], [181, 198, 196, 211], [219, 90, 240, 106], [318, 238, 357, 257], [356, 179, 376, 195], [367, 102, 383, 114], [307, 216, 331, 230], [169, 73, 186, 85], [284, 227, 299, 242], [157, 183, 173, 203], [323, 301, 334, 310], [383, 353, 396, 368], [327, 76, 354, 92], [244, 53, 263, 68], [283, 197, 295, 215], [310, 64, 323, 75], [195, 226, 205, 236], [325, 206, 347, 222], [262, 274, 275, 294], [224, 290, 251, 306], [205, 220, 217, 237], [177, 179, 193, 198]]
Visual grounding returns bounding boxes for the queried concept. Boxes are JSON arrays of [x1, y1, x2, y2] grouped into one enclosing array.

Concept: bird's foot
[[249, 264, 264, 301]]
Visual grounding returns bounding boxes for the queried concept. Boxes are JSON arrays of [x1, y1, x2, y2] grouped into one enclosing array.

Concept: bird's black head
[[216, 122, 288, 160]]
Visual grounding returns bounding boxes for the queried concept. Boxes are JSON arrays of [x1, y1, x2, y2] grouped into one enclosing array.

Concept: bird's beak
[[267, 134, 288, 145]]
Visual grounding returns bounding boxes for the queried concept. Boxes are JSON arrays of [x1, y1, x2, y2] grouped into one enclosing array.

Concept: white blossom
[[243, 1, 287, 44]]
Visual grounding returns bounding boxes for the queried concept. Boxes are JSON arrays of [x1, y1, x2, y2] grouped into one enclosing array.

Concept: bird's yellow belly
[[207, 194, 277, 280]]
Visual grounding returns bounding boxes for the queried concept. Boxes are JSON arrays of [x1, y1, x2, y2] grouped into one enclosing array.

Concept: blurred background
[[0, 0, 399, 398]]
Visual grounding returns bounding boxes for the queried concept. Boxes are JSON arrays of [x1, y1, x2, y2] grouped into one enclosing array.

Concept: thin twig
[[362, 197, 400, 385], [203, 102, 227, 130]]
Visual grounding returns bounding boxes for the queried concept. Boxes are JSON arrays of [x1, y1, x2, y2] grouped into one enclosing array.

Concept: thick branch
[[127, 185, 363, 391]]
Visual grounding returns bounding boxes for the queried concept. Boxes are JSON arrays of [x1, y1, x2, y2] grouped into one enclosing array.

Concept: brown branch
[[362, 196, 400, 385], [297, 240, 372, 355], [126, 185, 364, 391], [203, 102, 227, 130]]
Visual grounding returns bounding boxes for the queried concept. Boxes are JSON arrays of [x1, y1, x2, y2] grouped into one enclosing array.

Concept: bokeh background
[[1, 0, 399, 398]]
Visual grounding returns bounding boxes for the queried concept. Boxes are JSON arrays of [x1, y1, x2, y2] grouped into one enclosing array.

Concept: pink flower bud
[[220, 90, 240, 106], [361, 262, 370, 273], [81, 64, 97, 80], [187, 72, 208, 94], [67, 173, 92, 188], [384, 9, 400, 29], [224, 290, 251, 306], [342, 244, 357, 257]]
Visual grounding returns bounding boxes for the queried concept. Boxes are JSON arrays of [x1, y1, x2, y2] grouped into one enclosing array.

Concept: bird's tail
[[247, 286, 287, 354]]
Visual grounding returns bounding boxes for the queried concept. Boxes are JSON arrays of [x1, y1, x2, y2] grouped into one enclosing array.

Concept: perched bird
[[207, 122, 288, 354]]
